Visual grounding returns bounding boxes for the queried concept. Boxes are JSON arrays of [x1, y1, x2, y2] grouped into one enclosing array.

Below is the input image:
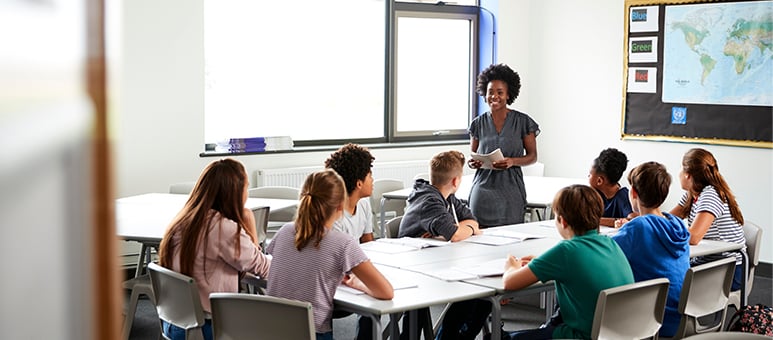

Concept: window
[[393, 3, 478, 139], [204, 0, 487, 150]]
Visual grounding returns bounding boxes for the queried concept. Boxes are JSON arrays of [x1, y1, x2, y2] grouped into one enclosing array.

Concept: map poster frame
[[621, 0, 772, 148]]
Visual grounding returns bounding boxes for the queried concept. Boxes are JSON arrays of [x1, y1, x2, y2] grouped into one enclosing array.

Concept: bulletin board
[[622, 0, 772, 148]]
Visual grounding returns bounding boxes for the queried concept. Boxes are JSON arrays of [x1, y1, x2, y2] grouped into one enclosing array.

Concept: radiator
[[254, 160, 431, 188]]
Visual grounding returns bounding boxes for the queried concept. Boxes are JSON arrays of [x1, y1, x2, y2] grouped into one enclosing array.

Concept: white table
[[334, 265, 494, 340], [379, 175, 586, 235], [360, 220, 746, 339], [116, 193, 298, 277]]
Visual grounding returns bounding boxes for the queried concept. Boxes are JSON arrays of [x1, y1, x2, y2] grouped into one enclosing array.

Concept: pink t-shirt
[[169, 210, 271, 313]]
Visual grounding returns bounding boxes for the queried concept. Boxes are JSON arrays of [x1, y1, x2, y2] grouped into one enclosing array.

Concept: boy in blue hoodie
[[612, 161, 690, 337]]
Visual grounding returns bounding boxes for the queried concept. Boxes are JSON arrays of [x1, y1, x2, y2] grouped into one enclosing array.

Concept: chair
[[169, 182, 196, 194], [370, 178, 405, 238], [413, 172, 429, 181], [384, 215, 403, 238], [122, 274, 156, 340], [672, 257, 736, 339], [147, 262, 207, 340], [683, 332, 771, 339], [248, 186, 300, 235], [728, 221, 763, 311], [590, 277, 670, 340], [210, 292, 315, 340], [250, 206, 270, 251]]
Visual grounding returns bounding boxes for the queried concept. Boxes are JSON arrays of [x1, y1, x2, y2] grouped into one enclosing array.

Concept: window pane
[[204, 0, 384, 144], [395, 16, 472, 135]]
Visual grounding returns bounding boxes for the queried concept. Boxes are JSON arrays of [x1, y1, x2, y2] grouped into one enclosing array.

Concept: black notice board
[[622, 0, 772, 148]]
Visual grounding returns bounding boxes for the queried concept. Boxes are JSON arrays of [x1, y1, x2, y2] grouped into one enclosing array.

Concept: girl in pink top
[[158, 158, 271, 340]]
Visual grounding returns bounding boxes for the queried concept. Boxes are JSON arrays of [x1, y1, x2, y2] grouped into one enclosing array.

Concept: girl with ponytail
[[266, 169, 393, 340], [670, 148, 746, 290]]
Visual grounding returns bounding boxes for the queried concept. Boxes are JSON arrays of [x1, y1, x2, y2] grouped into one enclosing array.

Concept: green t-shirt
[[528, 229, 634, 339]]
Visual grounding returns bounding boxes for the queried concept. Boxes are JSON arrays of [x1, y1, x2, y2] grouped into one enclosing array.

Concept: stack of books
[[215, 136, 294, 153]]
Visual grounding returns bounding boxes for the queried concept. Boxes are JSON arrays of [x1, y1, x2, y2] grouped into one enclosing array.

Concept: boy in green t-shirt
[[502, 184, 634, 339]]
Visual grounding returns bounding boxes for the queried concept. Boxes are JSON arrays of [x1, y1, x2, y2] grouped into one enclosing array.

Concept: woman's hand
[[492, 158, 513, 169], [468, 158, 483, 169]]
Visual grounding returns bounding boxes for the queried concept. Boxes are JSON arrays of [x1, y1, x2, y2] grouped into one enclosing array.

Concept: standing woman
[[468, 63, 540, 227], [158, 158, 271, 340], [267, 169, 393, 340], [670, 148, 746, 290]]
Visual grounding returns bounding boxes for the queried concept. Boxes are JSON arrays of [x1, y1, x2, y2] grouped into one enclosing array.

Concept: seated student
[[669, 148, 746, 291], [588, 148, 633, 227], [325, 143, 376, 243], [158, 158, 271, 340], [611, 162, 690, 337], [398, 150, 488, 340], [398, 150, 481, 241], [324, 143, 377, 338], [266, 169, 393, 340], [502, 184, 634, 340]]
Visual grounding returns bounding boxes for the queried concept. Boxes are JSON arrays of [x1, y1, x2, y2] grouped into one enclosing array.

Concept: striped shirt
[[679, 185, 746, 265], [266, 222, 368, 333]]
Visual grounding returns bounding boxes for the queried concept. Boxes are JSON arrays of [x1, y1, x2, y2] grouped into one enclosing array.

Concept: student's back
[[613, 214, 689, 336], [529, 230, 633, 339], [267, 222, 367, 332], [613, 161, 690, 337]]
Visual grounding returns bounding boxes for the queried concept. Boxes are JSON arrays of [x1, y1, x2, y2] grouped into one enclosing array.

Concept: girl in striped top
[[266, 169, 393, 340], [670, 148, 746, 290]]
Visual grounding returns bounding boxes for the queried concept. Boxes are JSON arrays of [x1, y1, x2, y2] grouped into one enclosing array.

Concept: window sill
[[199, 140, 469, 157]]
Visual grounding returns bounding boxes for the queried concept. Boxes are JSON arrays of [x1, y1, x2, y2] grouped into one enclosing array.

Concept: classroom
[[2, 0, 771, 339]]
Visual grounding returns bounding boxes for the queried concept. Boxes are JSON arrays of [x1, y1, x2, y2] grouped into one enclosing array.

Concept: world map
[[662, 1, 773, 106]]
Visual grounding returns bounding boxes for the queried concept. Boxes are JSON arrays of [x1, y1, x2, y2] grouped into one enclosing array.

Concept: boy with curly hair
[[325, 143, 376, 243]]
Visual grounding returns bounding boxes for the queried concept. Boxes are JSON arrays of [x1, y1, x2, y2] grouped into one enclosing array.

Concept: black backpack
[[727, 304, 773, 336]]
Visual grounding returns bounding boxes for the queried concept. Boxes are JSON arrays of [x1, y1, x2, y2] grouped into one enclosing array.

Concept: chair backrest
[[210, 292, 314, 340], [147, 262, 206, 340], [169, 182, 196, 194], [371, 178, 406, 237], [591, 277, 670, 340], [674, 256, 736, 338], [413, 172, 429, 181], [384, 215, 403, 239], [251, 206, 270, 250], [743, 221, 763, 289], [248, 186, 300, 222], [728, 221, 764, 311], [681, 331, 772, 339]]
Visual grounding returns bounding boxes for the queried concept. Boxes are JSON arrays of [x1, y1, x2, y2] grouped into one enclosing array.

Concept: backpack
[[727, 304, 773, 336]]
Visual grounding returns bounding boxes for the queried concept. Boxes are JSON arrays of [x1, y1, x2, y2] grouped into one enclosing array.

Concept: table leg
[[134, 243, 148, 278]]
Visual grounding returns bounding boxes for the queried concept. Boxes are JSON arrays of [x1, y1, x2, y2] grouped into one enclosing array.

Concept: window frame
[[387, 2, 480, 142]]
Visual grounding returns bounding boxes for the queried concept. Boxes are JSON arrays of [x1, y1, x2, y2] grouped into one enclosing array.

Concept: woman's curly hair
[[476, 63, 521, 105]]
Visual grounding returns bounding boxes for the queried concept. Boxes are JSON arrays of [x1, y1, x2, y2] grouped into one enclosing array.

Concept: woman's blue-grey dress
[[468, 110, 540, 227]]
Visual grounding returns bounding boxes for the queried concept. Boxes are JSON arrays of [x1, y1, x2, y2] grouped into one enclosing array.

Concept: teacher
[[467, 63, 540, 227]]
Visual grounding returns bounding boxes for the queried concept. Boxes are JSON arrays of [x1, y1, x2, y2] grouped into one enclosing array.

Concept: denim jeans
[[316, 331, 334, 340], [161, 319, 213, 340], [505, 325, 555, 340]]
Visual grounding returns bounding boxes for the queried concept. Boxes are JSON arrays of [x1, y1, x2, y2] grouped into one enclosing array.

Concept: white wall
[[499, 0, 772, 262], [113, 0, 772, 262]]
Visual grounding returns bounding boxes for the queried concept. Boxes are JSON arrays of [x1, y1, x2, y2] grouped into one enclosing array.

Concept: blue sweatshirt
[[612, 213, 690, 337]]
